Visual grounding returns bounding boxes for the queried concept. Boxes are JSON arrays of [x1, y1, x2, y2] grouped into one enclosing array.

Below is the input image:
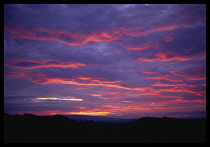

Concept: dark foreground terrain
[[4, 113, 206, 143]]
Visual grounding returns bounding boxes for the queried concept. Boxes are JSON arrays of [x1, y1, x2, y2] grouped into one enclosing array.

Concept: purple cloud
[[4, 4, 206, 118]]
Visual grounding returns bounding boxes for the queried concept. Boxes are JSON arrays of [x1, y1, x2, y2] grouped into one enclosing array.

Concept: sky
[[4, 4, 206, 119]]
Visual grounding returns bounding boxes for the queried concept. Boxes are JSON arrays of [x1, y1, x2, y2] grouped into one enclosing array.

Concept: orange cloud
[[6, 108, 113, 116], [152, 86, 205, 97], [149, 102, 167, 106], [68, 106, 115, 116], [15, 71, 204, 98], [27, 75, 156, 92], [5, 69, 205, 100], [175, 99, 206, 103], [139, 70, 158, 74], [72, 104, 204, 117], [81, 31, 121, 45], [91, 94, 102, 97], [122, 101, 133, 103], [6, 101, 205, 117], [68, 111, 111, 116], [6, 59, 86, 69]]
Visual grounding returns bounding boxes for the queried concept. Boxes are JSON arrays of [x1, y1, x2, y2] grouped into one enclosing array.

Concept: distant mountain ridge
[[4, 113, 206, 143]]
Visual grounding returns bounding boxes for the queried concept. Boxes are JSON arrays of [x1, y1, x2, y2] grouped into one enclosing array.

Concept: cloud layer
[[4, 4, 206, 118]]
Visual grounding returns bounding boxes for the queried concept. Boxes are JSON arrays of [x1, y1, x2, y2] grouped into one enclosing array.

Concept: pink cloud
[[162, 32, 176, 42], [6, 59, 86, 69], [152, 81, 196, 87], [4, 70, 27, 78], [139, 70, 158, 74], [169, 70, 206, 81], [5, 22, 199, 49], [137, 51, 206, 62], [146, 75, 183, 83]]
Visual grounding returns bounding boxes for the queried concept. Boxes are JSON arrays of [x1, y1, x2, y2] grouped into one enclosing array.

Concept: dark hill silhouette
[[62, 114, 136, 123], [4, 113, 206, 143]]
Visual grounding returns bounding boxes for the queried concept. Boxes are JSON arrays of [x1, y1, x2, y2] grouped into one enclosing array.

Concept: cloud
[[120, 41, 161, 51], [139, 70, 158, 74], [4, 70, 26, 78], [4, 11, 204, 50], [32, 97, 83, 101], [169, 70, 206, 81], [162, 32, 176, 42], [152, 81, 196, 87], [4, 4, 206, 118], [146, 75, 183, 83], [91, 94, 102, 97], [6, 58, 86, 69], [26, 75, 150, 91], [174, 98, 205, 103], [136, 51, 206, 62]]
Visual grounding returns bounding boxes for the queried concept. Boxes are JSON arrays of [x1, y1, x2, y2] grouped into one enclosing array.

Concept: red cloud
[[140, 71, 158, 74], [4, 25, 84, 46], [121, 24, 193, 37], [5, 22, 199, 49], [164, 35, 175, 42], [147, 75, 183, 83], [91, 94, 102, 97], [125, 46, 150, 51], [4, 25, 123, 46], [6, 103, 204, 117], [169, 70, 206, 81], [28, 76, 154, 92], [4, 70, 26, 78], [152, 81, 196, 87], [7, 69, 204, 99], [153, 86, 205, 97], [175, 99, 206, 103], [6, 59, 86, 69], [118, 40, 161, 51], [137, 51, 205, 62]]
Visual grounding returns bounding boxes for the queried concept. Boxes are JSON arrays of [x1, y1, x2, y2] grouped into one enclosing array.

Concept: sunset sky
[[4, 4, 206, 119]]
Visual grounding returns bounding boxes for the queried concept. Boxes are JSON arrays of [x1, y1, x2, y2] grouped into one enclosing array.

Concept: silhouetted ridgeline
[[4, 113, 206, 143]]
